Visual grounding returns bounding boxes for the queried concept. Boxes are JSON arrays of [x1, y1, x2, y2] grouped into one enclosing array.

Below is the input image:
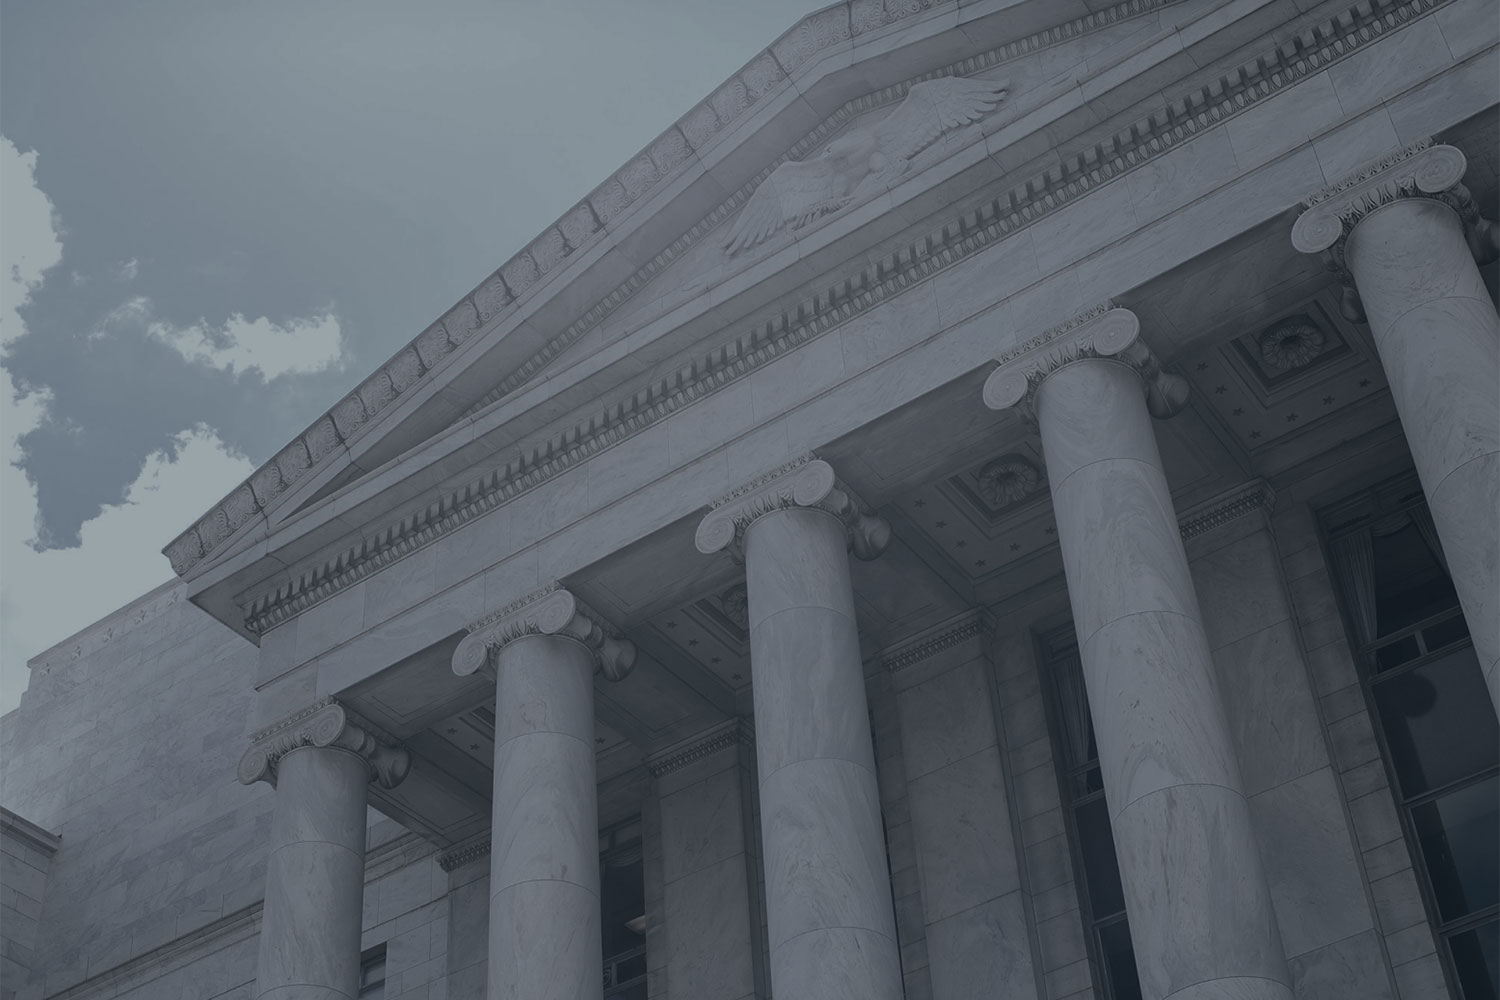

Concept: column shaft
[[488, 633, 602, 1000], [255, 746, 370, 1000], [1344, 197, 1500, 710], [743, 505, 903, 1000], [1038, 359, 1290, 1000]]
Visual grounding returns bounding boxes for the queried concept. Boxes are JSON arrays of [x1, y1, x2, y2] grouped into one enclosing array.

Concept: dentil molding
[[695, 455, 890, 561], [237, 697, 410, 789], [646, 719, 755, 778], [982, 304, 1190, 422], [451, 583, 637, 682], [229, 0, 1451, 634]]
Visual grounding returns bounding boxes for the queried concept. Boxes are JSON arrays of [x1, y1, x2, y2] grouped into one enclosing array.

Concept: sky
[[0, 0, 829, 713]]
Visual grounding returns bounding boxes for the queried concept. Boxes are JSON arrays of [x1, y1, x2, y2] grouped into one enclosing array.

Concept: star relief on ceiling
[[723, 76, 1011, 254]]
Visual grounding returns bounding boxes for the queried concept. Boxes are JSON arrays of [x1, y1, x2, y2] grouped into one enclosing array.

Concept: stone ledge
[[0, 807, 59, 857]]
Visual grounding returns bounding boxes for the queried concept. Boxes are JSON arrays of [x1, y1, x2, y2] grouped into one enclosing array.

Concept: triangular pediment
[[169, 0, 1378, 613]]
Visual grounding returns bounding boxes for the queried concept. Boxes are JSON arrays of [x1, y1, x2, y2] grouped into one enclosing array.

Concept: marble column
[[1294, 140, 1500, 712], [696, 457, 902, 1000], [452, 584, 636, 1000], [239, 698, 411, 1000], [984, 307, 1291, 1000]]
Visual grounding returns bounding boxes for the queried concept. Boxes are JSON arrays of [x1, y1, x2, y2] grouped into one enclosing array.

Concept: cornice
[[451, 583, 637, 681], [438, 833, 492, 873], [646, 719, 755, 778], [983, 304, 1189, 422], [881, 611, 987, 672], [1177, 479, 1276, 540], [165, 0, 1176, 581], [237, 697, 411, 790], [234, 0, 1450, 634], [0, 807, 60, 857], [695, 456, 890, 561]]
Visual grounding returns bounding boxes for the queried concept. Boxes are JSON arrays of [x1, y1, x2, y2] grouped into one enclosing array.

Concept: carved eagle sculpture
[[723, 76, 1010, 255]]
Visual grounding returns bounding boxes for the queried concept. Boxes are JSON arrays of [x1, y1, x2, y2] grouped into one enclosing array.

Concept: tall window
[[1324, 482, 1499, 998], [1040, 626, 1143, 1000], [358, 943, 386, 999], [600, 818, 647, 1000]]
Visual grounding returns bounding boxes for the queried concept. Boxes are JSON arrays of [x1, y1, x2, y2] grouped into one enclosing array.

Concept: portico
[[155, 2, 1498, 999]]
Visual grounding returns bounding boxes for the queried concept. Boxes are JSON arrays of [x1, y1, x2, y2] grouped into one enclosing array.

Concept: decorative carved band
[[230, 0, 1449, 631], [451, 583, 637, 682], [237, 697, 410, 790], [983, 305, 1189, 422], [438, 834, 493, 873], [695, 455, 890, 561], [882, 612, 987, 672], [1177, 479, 1276, 540], [646, 719, 755, 778]]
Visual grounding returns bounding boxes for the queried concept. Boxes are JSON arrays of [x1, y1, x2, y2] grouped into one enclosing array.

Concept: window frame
[[1320, 475, 1499, 997], [1035, 624, 1142, 1000]]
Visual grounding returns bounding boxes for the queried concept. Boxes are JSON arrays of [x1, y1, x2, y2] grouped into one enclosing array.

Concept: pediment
[[167, 0, 1408, 612]]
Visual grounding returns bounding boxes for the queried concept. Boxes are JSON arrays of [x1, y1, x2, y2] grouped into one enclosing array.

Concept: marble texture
[[1347, 199, 1500, 710], [1025, 355, 1292, 1000], [254, 745, 370, 1000], [740, 503, 902, 1000], [487, 633, 602, 1000]]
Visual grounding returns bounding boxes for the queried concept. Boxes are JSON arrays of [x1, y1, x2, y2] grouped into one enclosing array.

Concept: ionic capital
[[983, 304, 1189, 422], [238, 697, 410, 789], [695, 455, 890, 561], [451, 583, 637, 682], [1293, 140, 1499, 277]]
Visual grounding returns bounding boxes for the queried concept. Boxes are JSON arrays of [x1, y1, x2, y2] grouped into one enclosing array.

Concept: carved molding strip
[[647, 719, 756, 778], [166, 0, 1174, 580], [1177, 479, 1276, 540], [451, 583, 637, 681], [237, 0, 1450, 633], [983, 304, 1190, 421], [695, 456, 890, 560], [882, 612, 987, 672], [438, 833, 493, 873], [237, 697, 411, 790], [0, 807, 60, 857]]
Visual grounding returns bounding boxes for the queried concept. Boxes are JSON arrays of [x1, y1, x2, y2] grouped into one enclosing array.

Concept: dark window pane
[[1425, 613, 1472, 652], [1375, 634, 1422, 672], [1076, 795, 1126, 919], [601, 854, 646, 959], [1413, 777, 1500, 921], [1073, 764, 1104, 798], [1449, 921, 1499, 1000], [1372, 647, 1499, 796], [1097, 918, 1143, 1000], [1372, 522, 1460, 635]]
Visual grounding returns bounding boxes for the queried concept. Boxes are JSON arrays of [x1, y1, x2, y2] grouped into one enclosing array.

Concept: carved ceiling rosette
[[1256, 318, 1327, 371], [974, 455, 1045, 510]]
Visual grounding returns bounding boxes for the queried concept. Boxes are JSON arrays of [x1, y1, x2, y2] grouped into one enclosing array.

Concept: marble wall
[[1, 810, 57, 1000]]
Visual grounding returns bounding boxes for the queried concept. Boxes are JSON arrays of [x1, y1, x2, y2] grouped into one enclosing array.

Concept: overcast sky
[[0, 0, 828, 712]]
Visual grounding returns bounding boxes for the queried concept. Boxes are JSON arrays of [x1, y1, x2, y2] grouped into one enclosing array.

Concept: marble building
[[2, 0, 1498, 998]]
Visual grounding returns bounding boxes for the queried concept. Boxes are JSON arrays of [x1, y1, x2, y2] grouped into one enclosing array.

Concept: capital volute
[[983, 304, 1189, 423], [238, 697, 410, 789], [451, 583, 637, 682], [695, 456, 891, 561], [1293, 140, 1499, 318]]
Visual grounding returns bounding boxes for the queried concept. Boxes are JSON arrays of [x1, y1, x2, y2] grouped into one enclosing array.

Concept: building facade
[[3, 1, 1497, 998]]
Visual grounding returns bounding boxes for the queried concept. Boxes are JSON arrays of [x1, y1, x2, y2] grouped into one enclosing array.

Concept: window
[[1039, 626, 1143, 1000], [1324, 483, 1499, 999], [600, 818, 647, 1000], [358, 943, 386, 999]]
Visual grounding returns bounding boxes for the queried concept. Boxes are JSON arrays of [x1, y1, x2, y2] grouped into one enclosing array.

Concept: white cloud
[[148, 309, 344, 380], [115, 257, 139, 281], [1, 137, 63, 347], [0, 137, 257, 714]]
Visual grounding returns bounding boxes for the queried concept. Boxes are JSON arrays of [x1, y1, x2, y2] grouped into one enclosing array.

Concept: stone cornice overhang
[[183, 0, 1462, 642]]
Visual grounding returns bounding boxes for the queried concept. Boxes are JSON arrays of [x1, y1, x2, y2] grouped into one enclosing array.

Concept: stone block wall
[[1, 809, 59, 1000]]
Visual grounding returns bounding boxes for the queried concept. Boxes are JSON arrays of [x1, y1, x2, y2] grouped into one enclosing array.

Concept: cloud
[[147, 309, 344, 380], [0, 137, 257, 714], [116, 257, 139, 281]]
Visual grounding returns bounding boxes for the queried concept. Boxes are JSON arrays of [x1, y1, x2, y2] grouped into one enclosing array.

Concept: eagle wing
[[723, 157, 843, 255], [876, 76, 1010, 164]]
